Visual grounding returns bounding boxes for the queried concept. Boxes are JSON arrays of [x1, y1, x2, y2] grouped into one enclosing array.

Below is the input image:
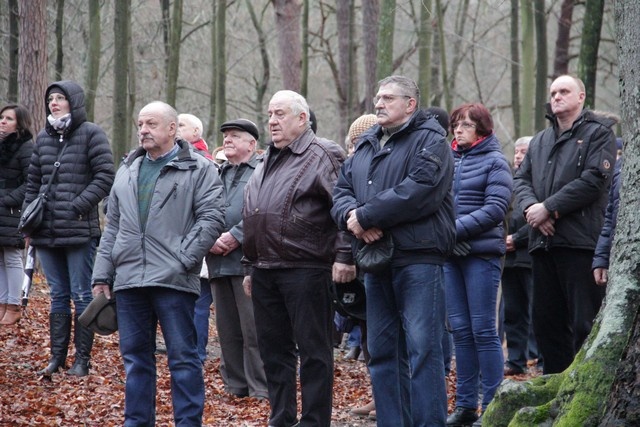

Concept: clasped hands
[[347, 209, 383, 244], [525, 202, 555, 236]]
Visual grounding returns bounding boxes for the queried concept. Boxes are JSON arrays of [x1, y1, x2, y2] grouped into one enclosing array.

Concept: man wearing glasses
[[332, 75, 455, 426]]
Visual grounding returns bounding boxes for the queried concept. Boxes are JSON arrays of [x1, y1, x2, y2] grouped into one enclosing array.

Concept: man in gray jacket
[[92, 101, 225, 426]]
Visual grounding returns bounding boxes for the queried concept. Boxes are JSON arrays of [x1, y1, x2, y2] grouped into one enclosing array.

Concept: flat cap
[[220, 118, 259, 141]]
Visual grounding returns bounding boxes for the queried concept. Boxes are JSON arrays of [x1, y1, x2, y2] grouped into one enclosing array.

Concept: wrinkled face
[[177, 118, 199, 143], [549, 76, 585, 119], [0, 108, 18, 135], [223, 129, 255, 164], [374, 83, 415, 128], [513, 144, 528, 169], [452, 113, 479, 149], [48, 93, 70, 119], [137, 105, 176, 159], [268, 95, 306, 148]]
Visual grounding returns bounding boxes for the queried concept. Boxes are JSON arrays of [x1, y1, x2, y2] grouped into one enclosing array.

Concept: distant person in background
[[0, 104, 34, 325], [24, 81, 115, 377], [502, 136, 539, 376], [177, 112, 214, 364], [178, 113, 213, 160], [207, 118, 268, 399]]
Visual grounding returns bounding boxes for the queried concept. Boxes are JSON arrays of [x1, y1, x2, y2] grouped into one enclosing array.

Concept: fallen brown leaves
[[0, 276, 537, 426]]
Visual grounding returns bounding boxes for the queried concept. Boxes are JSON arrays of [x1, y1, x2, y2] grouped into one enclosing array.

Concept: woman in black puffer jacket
[[23, 81, 115, 377], [0, 104, 34, 326]]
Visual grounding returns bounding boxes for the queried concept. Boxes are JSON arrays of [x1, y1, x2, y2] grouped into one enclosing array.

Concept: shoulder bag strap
[[40, 142, 69, 196]]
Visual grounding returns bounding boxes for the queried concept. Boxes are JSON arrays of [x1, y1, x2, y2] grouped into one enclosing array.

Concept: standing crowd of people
[[0, 72, 619, 427]]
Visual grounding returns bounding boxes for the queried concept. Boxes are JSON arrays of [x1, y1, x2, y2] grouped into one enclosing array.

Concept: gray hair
[[514, 136, 532, 147], [141, 101, 178, 124], [178, 113, 204, 137], [378, 75, 420, 105], [271, 90, 310, 128]]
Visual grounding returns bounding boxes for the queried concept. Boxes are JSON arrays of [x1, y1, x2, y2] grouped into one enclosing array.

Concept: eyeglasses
[[373, 94, 411, 105], [451, 122, 477, 131], [48, 94, 67, 103]]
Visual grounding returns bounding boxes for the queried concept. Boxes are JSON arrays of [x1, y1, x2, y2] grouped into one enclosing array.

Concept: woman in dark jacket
[[0, 104, 34, 325], [444, 103, 512, 426], [23, 81, 115, 377]]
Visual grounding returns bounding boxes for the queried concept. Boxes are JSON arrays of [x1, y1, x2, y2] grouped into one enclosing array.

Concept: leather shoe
[[447, 407, 478, 426], [504, 365, 526, 376]]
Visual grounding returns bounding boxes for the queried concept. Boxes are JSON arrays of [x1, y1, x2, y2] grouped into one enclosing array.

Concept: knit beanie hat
[[348, 114, 378, 143]]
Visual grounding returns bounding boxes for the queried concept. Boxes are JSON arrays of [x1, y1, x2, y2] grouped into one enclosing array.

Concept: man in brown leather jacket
[[242, 90, 354, 427]]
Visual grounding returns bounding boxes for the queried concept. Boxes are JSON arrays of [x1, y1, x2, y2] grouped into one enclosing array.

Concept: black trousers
[[531, 248, 606, 374], [251, 268, 334, 427], [502, 266, 537, 371]]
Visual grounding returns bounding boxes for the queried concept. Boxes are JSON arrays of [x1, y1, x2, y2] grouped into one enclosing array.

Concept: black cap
[[425, 106, 450, 136], [220, 118, 259, 141], [309, 109, 318, 133]]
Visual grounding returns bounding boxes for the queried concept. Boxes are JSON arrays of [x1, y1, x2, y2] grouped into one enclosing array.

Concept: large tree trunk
[[300, 0, 309, 97], [271, 0, 302, 91], [533, 0, 547, 132], [337, 0, 356, 144], [112, 0, 131, 163], [485, 4, 640, 424], [213, 0, 227, 147], [207, 1, 217, 143], [18, 0, 47, 130], [85, 0, 101, 122], [552, 0, 574, 78], [578, 0, 605, 109]]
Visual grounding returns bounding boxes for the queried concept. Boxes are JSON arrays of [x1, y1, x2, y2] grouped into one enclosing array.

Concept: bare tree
[[533, 0, 547, 131], [213, 0, 227, 147], [112, 0, 131, 163], [207, 1, 217, 143], [417, 0, 433, 108], [55, 0, 65, 80], [18, 0, 47, 129], [337, 0, 357, 140], [166, 0, 183, 107], [510, 0, 521, 137], [271, 0, 302, 91], [579, 0, 605, 109], [8, 0, 19, 102], [552, 0, 574, 78], [520, 0, 534, 136], [362, 0, 379, 110], [245, 0, 271, 142], [85, 0, 101, 122], [301, 0, 309, 97], [376, 0, 395, 80]]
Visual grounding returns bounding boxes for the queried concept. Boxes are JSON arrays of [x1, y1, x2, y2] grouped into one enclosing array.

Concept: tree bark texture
[[376, 0, 395, 81], [166, 0, 183, 107], [519, 0, 534, 136], [55, 0, 65, 81], [112, 0, 130, 163], [418, 0, 433, 108], [579, 0, 605, 109], [18, 0, 47, 131], [362, 0, 379, 111], [8, 0, 19, 102], [510, 0, 521, 138], [213, 0, 227, 147], [337, 0, 356, 145], [246, 0, 270, 143], [533, 0, 547, 133], [271, 0, 302, 92]]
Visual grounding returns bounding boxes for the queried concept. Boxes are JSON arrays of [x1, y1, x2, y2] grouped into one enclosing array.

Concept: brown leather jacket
[[243, 128, 352, 270]]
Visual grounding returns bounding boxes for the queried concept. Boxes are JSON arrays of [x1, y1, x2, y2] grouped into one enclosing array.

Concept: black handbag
[[18, 143, 68, 235], [355, 233, 394, 274]]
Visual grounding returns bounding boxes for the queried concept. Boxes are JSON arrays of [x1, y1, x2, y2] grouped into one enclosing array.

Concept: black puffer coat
[[0, 131, 34, 248], [23, 80, 115, 246]]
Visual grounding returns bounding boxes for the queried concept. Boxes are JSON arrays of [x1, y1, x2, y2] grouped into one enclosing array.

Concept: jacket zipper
[[159, 182, 178, 209]]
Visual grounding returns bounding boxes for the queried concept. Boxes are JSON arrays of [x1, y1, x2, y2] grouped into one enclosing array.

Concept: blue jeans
[[365, 264, 447, 427], [445, 256, 503, 410], [38, 239, 97, 315], [116, 287, 204, 426], [194, 278, 212, 364]]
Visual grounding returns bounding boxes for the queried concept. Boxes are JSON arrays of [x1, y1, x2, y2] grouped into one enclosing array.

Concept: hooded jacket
[[331, 110, 456, 266], [23, 80, 115, 246], [0, 131, 34, 248], [451, 132, 513, 256], [92, 140, 225, 295], [514, 107, 616, 253], [243, 128, 351, 270]]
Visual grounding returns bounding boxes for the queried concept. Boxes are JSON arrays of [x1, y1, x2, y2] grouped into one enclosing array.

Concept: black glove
[[452, 241, 471, 257]]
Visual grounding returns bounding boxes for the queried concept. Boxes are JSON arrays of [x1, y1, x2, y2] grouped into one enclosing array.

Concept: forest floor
[[0, 273, 539, 426]]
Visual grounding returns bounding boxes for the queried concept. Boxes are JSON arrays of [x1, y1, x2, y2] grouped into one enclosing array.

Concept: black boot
[[446, 407, 479, 426], [67, 316, 94, 377], [38, 313, 72, 376]]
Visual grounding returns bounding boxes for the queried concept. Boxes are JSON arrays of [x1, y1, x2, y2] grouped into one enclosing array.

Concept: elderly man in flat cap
[[206, 118, 268, 399]]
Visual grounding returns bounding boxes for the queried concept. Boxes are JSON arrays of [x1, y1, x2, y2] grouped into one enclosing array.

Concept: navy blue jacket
[[332, 110, 456, 266], [592, 157, 622, 270], [451, 133, 512, 256]]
